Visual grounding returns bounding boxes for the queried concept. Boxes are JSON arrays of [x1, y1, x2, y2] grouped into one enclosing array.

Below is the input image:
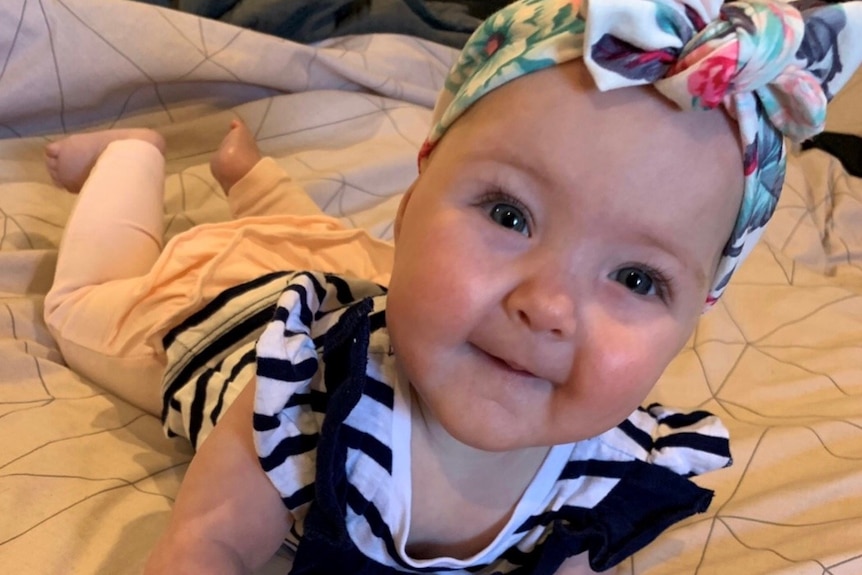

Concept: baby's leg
[[45, 129, 166, 281], [212, 120, 327, 219], [44, 130, 167, 415]]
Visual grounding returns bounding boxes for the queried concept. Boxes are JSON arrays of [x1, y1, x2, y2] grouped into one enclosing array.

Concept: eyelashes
[[612, 264, 674, 301]]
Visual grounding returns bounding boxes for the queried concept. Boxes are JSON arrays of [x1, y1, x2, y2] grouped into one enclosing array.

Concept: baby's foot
[[45, 128, 166, 194], [210, 120, 263, 194]]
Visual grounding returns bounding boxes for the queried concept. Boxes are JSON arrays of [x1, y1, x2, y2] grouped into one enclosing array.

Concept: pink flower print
[[484, 32, 505, 57], [418, 139, 435, 169], [687, 55, 738, 108], [744, 154, 757, 177]]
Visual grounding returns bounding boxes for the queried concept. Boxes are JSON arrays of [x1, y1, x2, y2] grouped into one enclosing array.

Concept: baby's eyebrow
[[639, 230, 708, 290]]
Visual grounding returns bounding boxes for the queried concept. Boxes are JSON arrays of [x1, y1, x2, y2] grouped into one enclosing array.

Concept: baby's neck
[[406, 389, 550, 560], [411, 393, 548, 474]]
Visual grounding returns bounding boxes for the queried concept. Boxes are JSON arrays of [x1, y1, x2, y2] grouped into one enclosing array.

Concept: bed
[[1, 1, 860, 574]]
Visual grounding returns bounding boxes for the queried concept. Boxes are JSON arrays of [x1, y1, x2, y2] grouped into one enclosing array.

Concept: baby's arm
[[145, 379, 291, 574]]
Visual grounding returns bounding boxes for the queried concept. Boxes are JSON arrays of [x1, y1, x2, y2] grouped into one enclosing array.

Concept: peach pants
[[44, 140, 394, 415]]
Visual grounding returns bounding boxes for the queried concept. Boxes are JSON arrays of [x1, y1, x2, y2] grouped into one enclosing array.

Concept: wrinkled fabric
[[420, 0, 862, 306]]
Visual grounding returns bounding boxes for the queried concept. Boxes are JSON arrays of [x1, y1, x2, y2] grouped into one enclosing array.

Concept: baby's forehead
[[445, 61, 741, 174], [426, 62, 744, 232]]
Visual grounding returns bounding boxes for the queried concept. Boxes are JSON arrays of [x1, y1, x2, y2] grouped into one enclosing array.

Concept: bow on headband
[[420, 0, 862, 306]]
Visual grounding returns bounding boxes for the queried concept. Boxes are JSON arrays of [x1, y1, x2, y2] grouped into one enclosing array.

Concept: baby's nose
[[507, 278, 577, 339]]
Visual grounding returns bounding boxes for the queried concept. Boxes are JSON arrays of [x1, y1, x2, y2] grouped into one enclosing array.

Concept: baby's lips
[[501, 357, 535, 377]]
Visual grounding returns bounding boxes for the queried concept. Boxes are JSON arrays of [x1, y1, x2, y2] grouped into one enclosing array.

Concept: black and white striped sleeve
[[252, 271, 386, 516], [605, 403, 732, 476]]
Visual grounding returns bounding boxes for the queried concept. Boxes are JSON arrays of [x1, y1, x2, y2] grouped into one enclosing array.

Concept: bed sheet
[[0, 1, 860, 574]]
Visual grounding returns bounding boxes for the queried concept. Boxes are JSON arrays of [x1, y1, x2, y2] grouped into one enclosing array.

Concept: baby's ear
[[394, 180, 418, 241]]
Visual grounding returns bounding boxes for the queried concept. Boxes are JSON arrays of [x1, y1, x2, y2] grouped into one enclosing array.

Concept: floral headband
[[419, 0, 862, 306]]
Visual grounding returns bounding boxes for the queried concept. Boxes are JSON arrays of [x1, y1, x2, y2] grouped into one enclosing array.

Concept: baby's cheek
[[589, 335, 675, 400]]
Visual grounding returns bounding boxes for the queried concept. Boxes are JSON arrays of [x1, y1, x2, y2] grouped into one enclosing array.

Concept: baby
[[42, 0, 862, 574]]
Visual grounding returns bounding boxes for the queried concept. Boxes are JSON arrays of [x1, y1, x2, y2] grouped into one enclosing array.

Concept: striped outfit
[[163, 271, 731, 574]]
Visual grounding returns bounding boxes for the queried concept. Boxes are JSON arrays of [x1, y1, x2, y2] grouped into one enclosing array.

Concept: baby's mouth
[[482, 348, 538, 378]]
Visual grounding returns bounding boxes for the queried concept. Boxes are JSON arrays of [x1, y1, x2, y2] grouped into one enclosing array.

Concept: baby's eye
[[613, 266, 657, 297], [489, 203, 529, 235]]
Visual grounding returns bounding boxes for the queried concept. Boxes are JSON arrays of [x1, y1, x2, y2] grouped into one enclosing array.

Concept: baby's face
[[386, 61, 743, 451]]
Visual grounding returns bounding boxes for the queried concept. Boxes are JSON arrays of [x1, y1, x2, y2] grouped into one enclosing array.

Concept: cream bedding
[[0, 1, 860, 573]]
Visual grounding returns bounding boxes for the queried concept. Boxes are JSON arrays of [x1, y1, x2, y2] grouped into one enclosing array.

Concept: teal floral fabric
[[420, 0, 862, 306]]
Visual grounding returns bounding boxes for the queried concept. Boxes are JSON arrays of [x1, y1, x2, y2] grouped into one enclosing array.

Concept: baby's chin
[[434, 408, 595, 454]]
